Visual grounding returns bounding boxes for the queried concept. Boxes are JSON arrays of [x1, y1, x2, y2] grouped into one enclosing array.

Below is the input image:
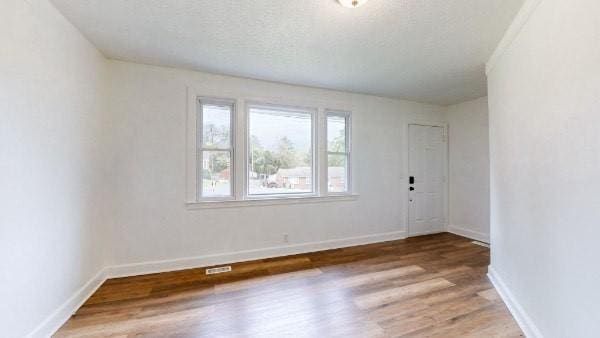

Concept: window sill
[[186, 194, 359, 210]]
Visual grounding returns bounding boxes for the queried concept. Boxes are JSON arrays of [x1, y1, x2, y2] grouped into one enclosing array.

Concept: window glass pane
[[201, 150, 231, 197], [327, 115, 346, 152], [328, 154, 348, 193], [248, 107, 313, 195], [202, 104, 231, 148]]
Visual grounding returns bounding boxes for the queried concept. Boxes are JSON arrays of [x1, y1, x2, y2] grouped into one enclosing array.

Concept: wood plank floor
[[55, 233, 523, 337]]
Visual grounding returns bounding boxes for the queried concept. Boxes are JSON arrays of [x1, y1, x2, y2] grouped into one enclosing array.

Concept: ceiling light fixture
[[338, 0, 369, 9]]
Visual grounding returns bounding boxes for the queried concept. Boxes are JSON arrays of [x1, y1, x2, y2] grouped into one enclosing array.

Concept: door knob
[[409, 187, 414, 191]]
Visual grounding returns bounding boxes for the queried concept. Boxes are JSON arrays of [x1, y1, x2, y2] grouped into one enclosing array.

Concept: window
[[247, 104, 315, 196], [198, 98, 234, 199], [187, 90, 355, 206], [327, 111, 351, 193]]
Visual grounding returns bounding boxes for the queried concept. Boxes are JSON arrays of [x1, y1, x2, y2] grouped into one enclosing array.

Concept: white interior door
[[408, 124, 446, 236]]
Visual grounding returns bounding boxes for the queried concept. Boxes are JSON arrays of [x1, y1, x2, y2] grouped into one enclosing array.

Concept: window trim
[[325, 110, 352, 195], [196, 97, 236, 201], [244, 102, 318, 199], [185, 87, 358, 207], [186, 193, 359, 209]]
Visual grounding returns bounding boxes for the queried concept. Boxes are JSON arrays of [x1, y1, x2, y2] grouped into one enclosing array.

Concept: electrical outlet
[[283, 234, 289, 243]]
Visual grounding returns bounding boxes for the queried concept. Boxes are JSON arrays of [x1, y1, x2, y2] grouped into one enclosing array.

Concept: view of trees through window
[[198, 101, 350, 199], [200, 103, 232, 197], [327, 114, 349, 192], [248, 107, 313, 195]]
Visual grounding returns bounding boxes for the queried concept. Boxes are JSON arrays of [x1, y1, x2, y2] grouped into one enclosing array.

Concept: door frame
[[403, 119, 449, 237]]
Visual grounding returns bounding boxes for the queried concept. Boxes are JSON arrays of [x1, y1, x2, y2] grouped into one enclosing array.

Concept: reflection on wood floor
[[55, 233, 523, 337]]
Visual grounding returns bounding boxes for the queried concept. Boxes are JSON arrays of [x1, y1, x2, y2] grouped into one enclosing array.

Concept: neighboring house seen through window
[[248, 104, 314, 196], [193, 96, 351, 203]]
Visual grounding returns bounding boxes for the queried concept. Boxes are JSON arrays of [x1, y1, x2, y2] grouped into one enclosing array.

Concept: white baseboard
[[487, 266, 543, 338], [447, 225, 489, 243], [28, 230, 407, 337], [107, 230, 407, 278], [27, 268, 107, 338], [407, 229, 445, 237]]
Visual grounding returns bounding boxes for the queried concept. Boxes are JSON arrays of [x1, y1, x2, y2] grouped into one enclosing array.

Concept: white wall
[[1, 2, 461, 335], [487, 0, 600, 336], [0, 0, 110, 337], [445, 97, 490, 242], [106, 60, 446, 269]]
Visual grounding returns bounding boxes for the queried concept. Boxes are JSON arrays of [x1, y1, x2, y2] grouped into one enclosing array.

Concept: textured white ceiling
[[51, 0, 524, 105]]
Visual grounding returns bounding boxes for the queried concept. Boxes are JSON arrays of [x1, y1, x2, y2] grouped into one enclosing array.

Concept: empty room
[[2, 0, 599, 337]]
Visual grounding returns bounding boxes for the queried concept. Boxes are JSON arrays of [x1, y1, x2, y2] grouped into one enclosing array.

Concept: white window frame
[[325, 110, 352, 195], [196, 97, 235, 201], [185, 87, 358, 208], [245, 102, 318, 199]]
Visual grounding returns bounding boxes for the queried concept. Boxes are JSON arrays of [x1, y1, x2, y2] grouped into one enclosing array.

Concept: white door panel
[[408, 124, 446, 236]]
